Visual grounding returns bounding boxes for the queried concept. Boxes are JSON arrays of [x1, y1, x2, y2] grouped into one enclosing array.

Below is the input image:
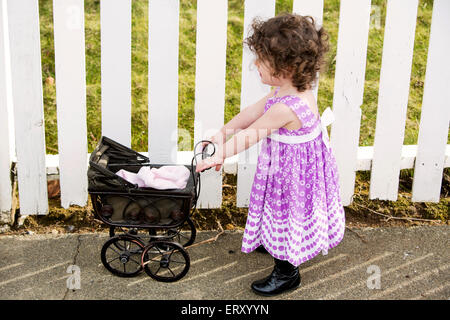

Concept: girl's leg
[[251, 257, 301, 296]]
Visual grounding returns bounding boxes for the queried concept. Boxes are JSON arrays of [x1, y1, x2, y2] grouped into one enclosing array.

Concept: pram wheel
[[141, 241, 190, 282], [150, 217, 196, 247], [101, 235, 146, 277]]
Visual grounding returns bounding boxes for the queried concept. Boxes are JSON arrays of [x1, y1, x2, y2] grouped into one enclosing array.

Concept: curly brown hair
[[244, 13, 330, 92]]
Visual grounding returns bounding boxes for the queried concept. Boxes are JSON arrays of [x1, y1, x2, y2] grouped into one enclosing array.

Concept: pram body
[[88, 136, 212, 282]]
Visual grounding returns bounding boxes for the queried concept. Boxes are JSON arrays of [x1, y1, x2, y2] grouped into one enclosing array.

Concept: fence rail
[[0, 0, 449, 222]]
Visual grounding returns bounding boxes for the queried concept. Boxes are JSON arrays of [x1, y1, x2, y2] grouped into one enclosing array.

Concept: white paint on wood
[[356, 146, 373, 172], [357, 145, 430, 172], [293, 0, 323, 28], [412, 0, 450, 202], [0, 0, 12, 214], [53, 0, 88, 208], [237, 0, 275, 208], [292, 0, 324, 101], [7, 0, 48, 215], [446, 145, 450, 169], [239, 0, 275, 110], [1, 0, 14, 163], [370, 0, 418, 201], [100, 0, 131, 147], [330, 0, 371, 206], [148, 0, 179, 164], [399, 145, 420, 172], [193, 0, 228, 208]]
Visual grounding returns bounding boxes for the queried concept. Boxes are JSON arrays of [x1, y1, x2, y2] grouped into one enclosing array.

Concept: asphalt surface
[[0, 225, 448, 300]]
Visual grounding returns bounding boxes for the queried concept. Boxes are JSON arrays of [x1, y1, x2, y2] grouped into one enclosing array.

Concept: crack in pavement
[[62, 234, 82, 300], [345, 227, 368, 244]]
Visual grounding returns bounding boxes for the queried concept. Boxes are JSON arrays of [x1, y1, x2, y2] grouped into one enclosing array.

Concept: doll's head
[[244, 13, 330, 92]]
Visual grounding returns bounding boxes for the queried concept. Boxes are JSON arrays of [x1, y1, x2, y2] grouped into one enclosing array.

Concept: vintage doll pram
[[88, 136, 214, 282]]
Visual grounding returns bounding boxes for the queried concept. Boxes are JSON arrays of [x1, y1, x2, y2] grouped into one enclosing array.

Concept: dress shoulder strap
[[276, 95, 319, 129]]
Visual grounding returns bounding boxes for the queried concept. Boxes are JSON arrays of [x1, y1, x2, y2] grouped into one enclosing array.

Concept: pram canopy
[[88, 136, 198, 198]]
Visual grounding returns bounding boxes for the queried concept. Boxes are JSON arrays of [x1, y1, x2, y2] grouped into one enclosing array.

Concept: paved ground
[[0, 225, 448, 300]]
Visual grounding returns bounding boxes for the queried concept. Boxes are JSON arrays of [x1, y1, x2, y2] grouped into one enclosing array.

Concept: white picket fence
[[0, 0, 449, 222]]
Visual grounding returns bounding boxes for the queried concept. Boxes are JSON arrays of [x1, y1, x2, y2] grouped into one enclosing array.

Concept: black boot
[[251, 258, 301, 296], [255, 245, 268, 254]]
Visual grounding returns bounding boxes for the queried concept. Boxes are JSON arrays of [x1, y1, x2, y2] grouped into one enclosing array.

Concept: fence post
[[7, 0, 48, 215], [193, 0, 228, 208], [236, 0, 275, 208], [412, 0, 450, 202], [331, 0, 371, 206], [370, 0, 419, 201], [148, 0, 180, 164], [100, 0, 132, 147], [0, 0, 12, 230], [53, 0, 88, 208]]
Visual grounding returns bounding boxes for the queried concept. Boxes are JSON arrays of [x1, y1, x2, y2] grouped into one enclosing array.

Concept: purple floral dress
[[241, 88, 346, 267]]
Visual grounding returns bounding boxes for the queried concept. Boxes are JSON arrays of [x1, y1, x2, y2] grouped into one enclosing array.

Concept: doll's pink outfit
[[116, 165, 190, 190]]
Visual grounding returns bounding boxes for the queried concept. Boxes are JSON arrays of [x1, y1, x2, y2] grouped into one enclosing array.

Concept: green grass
[[38, 0, 446, 154]]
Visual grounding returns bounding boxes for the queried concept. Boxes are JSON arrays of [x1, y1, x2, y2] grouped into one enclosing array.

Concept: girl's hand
[[201, 131, 226, 149], [195, 153, 224, 173]]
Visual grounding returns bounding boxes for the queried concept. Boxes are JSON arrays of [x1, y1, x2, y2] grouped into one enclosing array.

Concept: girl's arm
[[215, 88, 277, 143], [219, 102, 295, 158], [195, 102, 296, 172]]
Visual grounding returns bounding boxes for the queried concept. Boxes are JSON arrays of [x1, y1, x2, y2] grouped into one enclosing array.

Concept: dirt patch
[[3, 168, 449, 236]]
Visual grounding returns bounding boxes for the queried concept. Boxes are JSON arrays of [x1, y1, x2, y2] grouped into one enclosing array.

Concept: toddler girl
[[195, 13, 345, 296]]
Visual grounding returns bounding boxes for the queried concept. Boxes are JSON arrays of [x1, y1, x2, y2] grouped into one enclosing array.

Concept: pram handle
[[194, 140, 216, 172], [201, 140, 215, 169], [190, 140, 216, 209]]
